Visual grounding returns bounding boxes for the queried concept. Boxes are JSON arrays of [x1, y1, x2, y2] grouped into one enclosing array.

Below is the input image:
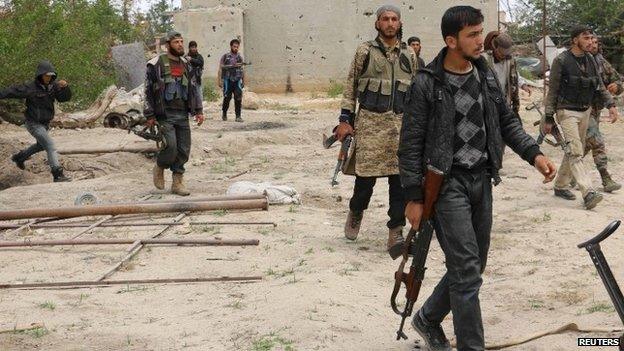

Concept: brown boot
[[387, 226, 405, 260], [171, 172, 190, 196], [153, 165, 165, 190], [344, 210, 363, 240]]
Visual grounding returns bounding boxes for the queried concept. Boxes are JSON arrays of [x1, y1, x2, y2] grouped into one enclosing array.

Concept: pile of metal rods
[[0, 194, 273, 289]]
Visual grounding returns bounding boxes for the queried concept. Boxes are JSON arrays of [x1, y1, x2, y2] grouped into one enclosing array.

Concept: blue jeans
[[421, 167, 493, 351], [20, 121, 60, 170]]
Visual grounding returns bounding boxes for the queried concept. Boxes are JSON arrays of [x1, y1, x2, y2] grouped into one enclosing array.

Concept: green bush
[[327, 80, 344, 98], [202, 77, 220, 102], [0, 1, 141, 111]]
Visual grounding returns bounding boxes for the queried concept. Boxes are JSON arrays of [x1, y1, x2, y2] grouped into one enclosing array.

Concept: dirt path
[[0, 95, 622, 350]]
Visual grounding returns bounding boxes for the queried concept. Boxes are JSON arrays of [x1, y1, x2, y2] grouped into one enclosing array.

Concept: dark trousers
[[421, 168, 493, 351], [222, 79, 242, 117], [157, 110, 191, 174], [348, 175, 406, 229]]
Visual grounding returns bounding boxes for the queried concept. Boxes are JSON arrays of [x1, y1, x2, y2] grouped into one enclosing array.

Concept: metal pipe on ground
[[0, 199, 269, 221], [96, 212, 187, 281], [0, 276, 262, 290], [0, 238, 260, 248], [0, 221, 278, 229], [137, 194, 267, 205], [57, 145, 158, 155], [72, 194, 154, 239]]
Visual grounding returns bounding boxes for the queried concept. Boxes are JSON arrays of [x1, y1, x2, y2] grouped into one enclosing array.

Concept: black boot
[[51, 167, 71, 182], [222, 112, 227, 121], [11, 152, 27, 170], [411, 310, 451, 351]]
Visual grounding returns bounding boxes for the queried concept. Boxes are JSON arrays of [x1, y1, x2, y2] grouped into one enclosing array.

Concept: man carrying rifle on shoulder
[[334, 5, 418, 259], [398, 6, 556, 350]]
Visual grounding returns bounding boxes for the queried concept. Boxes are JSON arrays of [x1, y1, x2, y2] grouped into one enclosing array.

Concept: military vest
[[222, 53, 244, 81], [559, 50, 601, 108], [356, 39, 413, 114], [159, 54, 189, 103]]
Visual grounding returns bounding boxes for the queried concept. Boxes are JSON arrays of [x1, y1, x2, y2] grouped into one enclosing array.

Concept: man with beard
[[582, 35, 623, 192], [399, 6, 556, 350], [544, 25, 619, 209], [335, 5, 417, 259], [186, 41, 204, 100], [144, 30, 204, 196], [407, 36, 426, 69], [218, 39, 245, 122], [2, 61, 72, 182]]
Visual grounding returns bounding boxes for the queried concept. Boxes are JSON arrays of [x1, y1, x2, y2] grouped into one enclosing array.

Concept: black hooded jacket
[[0, 61, 72, 124], [398, 48, 542, 202]]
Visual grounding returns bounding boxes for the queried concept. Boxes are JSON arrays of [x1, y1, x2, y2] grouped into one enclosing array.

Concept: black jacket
[[0, 61, 71, 124], [398, 48, 542, 202], [187, 53, 204, 85]]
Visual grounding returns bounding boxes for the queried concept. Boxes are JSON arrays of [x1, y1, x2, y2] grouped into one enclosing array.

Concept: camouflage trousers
[[584, 111, 608, 172], [353, 109, 402, 177]]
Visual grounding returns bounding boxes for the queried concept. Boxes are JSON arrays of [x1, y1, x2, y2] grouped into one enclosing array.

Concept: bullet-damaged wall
[[176, 0, 498, 93]]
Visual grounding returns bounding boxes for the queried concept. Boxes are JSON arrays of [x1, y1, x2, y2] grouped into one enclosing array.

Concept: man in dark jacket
[[144, 30, 204, 196], [186, 41, 204, 100], [1, 61, 71, 182], [218, 38, 245, 122], [398, 6, 556, 351]]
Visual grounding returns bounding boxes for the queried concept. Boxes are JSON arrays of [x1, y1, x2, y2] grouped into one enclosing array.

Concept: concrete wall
[[175, 0, 498, 93]]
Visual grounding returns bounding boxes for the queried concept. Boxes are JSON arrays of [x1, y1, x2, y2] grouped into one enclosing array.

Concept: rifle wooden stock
[[391, 166, 445, 340]]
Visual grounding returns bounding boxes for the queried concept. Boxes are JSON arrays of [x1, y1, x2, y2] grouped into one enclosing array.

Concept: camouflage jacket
[[340, 38, 418, 114], [595, 53, 623, 109]]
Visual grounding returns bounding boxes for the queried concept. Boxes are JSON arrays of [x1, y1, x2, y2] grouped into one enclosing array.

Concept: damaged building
[[174, 0, 498, 93]]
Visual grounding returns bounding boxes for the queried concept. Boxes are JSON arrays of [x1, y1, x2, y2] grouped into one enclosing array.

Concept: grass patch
[[528, 299, 545, 310], [38, 301, 56, 311], [211, 209, 228, 217], [225, 300, 244, 309], [202, 77, 220, 102], [580, 302, 616, 315], [327, 80, 344, 98], [28, 326, 49, 338], [251, 332, 295, 351], [532, 212, 552, 223]]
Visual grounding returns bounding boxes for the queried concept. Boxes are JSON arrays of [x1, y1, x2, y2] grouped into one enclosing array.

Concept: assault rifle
[[527, 101, 571, 157], [391, 166, 445, 340], [221, 62, 252, 70], [103, 111, 167, 150], [577, 220, 624, 349], [331, 135, 352, 187]]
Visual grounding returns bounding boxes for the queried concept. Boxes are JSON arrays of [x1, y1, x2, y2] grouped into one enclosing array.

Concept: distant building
[[175, 0, 499, 92]]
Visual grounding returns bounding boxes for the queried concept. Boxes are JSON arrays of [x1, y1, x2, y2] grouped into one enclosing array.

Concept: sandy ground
[[0, 93, 622, 351]]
